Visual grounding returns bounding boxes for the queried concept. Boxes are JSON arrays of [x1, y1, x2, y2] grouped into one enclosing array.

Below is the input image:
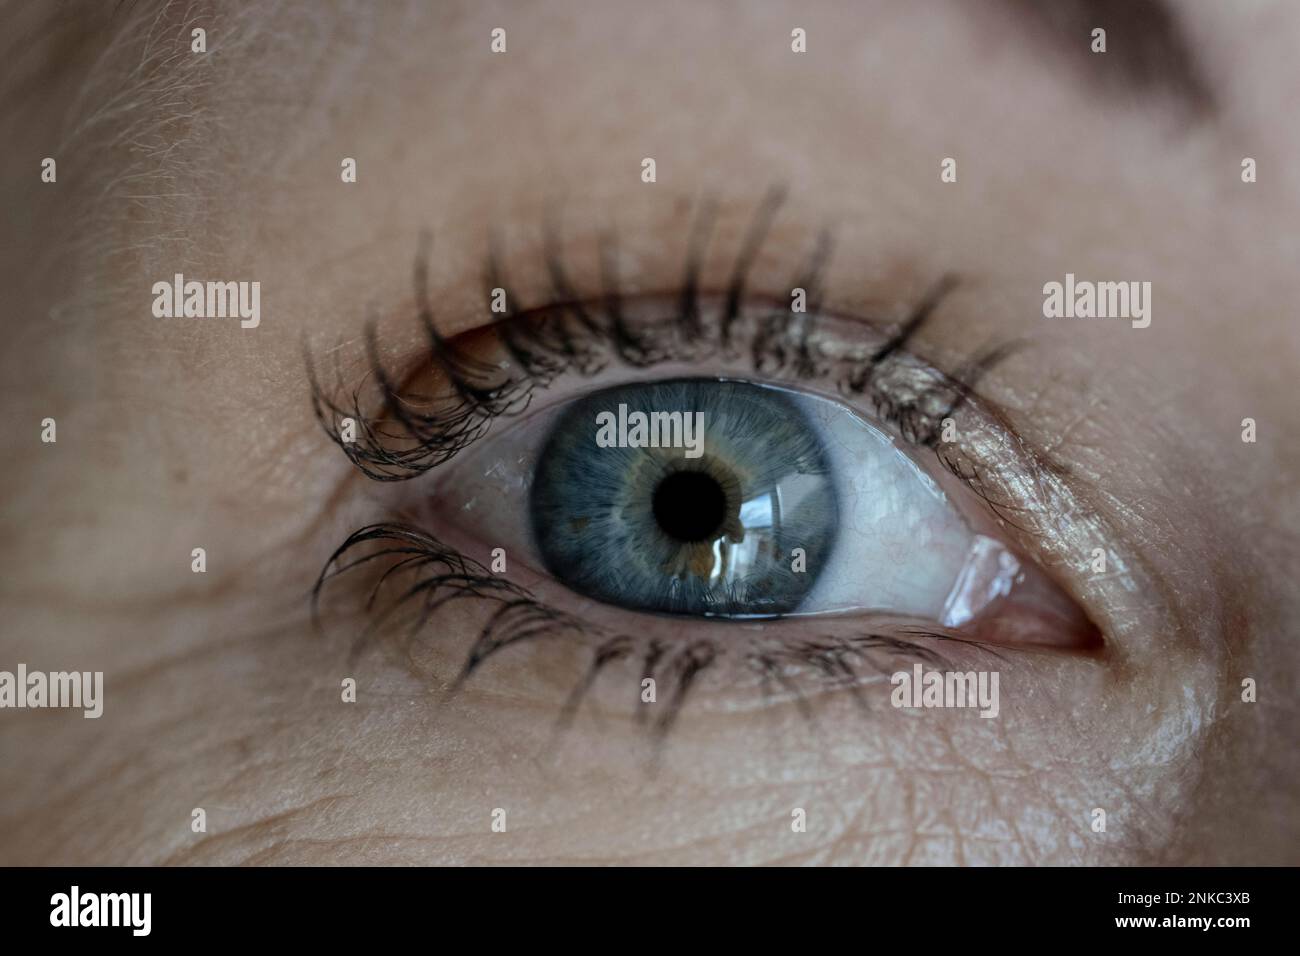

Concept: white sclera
[[791, 392, 974, 618]]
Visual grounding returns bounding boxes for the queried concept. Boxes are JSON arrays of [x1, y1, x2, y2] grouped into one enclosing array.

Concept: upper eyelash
[[306, 193, 1018, 483]]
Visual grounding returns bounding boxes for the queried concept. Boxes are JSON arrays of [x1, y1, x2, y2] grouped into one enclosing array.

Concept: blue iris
[[530, 379, 838, 617]]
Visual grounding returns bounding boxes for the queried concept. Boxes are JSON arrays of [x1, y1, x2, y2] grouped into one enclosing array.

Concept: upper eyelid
[[307, 284, 1003, 480], [307, 210, 1018, 480]]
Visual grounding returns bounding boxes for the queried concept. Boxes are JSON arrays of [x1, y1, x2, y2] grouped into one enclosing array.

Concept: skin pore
[[1, 0, 1297, 865]]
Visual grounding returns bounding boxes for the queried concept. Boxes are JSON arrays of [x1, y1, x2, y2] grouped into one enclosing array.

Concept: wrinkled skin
[[1, 0, 1297, 865]]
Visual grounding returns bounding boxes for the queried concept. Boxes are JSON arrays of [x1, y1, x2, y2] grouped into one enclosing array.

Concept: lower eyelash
[[311, 521, 994, 744]]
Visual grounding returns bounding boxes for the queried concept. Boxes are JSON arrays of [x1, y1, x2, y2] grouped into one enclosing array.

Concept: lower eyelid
[[311, 518, 1011, 728]]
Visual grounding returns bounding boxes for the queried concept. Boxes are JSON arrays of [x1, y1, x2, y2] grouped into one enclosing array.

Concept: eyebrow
[[1000, 0, 1214, 120]]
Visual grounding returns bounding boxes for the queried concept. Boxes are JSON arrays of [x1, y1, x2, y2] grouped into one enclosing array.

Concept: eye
[[413, 373, 1099, 648], [312, 238, 1104, 655]]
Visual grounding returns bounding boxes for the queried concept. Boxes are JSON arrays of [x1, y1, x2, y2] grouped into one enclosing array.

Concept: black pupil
[[652, 470, 727, 542]]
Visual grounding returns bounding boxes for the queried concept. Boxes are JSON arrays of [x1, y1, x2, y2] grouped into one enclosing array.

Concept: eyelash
[[311, 520, 1000, 746], [308, 192, 1016, 483], [306, 196, 1018, 741]]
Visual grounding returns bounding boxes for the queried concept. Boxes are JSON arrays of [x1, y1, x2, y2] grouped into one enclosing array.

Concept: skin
[[1, 0, 1297, 865]]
